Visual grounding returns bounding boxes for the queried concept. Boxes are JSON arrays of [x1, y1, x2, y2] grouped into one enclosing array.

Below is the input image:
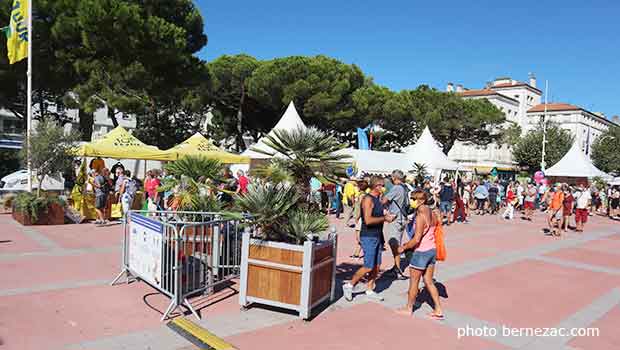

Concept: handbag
[[435, 223, 447, 261], [110, 202, 123, 218]]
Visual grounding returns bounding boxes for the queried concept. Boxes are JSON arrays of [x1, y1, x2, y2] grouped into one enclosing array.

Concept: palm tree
[[164, 155, 223, 181], [160, 155, 224, 212], [234, 181, 299, 241], [411, 162, 428, 185], [256, 127, 351, 201], [250, 161, 293, 184], [235, 181, 328, 243]]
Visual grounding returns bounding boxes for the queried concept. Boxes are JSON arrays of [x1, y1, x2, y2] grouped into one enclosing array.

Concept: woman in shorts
[[396, 190, 444, 319]]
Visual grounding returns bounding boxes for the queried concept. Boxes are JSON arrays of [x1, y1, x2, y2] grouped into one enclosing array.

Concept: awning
[[167, 133, 250, 164], [72, 126, 176, 161]]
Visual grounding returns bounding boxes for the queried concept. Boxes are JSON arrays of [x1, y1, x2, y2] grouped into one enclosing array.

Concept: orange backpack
[[435, 222, 447, 261]]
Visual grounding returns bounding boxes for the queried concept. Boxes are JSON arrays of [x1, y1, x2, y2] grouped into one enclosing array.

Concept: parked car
[[0, 170, 65, 193]]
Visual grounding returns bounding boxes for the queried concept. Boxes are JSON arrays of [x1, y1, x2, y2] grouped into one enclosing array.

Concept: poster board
[[128, 213, 163, 287]]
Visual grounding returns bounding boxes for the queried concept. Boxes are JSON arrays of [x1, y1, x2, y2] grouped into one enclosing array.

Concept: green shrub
[[13, 192, 65, 222]]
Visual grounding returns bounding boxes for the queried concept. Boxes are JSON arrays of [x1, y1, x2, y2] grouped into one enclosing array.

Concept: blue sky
[[195, 0, 620, 118]]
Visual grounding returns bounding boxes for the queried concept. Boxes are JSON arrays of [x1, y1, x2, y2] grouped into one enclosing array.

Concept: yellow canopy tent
[[167, 132, 250, 164], [72, 126, 176, 161]]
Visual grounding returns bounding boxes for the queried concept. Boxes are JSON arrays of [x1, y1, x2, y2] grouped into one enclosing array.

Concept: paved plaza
[[1, 210, 619, 350]]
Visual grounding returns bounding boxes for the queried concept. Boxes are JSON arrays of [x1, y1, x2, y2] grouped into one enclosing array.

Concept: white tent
[[403, 126, 460, 172], [242, 101, 307, 159], [336, 148, 407, 176], [545, 142, 610, 179]]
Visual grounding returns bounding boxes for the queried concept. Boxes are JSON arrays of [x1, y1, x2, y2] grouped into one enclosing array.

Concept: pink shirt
[[417, 224, 436, 252], [145, 178, 161, 199], [238, 175, 249, 194]]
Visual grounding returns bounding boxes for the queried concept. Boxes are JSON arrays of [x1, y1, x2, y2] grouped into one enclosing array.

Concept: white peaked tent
[[545, 142, 610, 179], [242, 101, 307, 159], [403, 126, 459, 172], [336, 148, 406, 175]]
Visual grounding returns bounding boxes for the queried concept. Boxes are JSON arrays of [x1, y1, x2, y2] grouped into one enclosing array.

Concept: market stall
[[336, 148, 406, 176], [403, 126, 460, 180], [166, 132, 250, 164], [544, 142, 611, 185], [70, 126, 176, 221]]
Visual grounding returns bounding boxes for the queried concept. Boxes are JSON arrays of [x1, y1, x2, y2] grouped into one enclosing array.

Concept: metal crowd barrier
[[111, 210, 248, 321]]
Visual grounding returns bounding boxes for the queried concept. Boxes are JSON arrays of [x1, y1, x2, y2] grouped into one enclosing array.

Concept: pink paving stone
[[0, 251, 119, 290], [602, 233, 620, 240], [226, 302, 507, 350], [455, 230, 549, 252], [444, 259, 620, 329], [0, 283, 165, 350], [0, 218, 45, 253], [33, 222, 123, 249], [439, 246, 497, 266], [545, 247, 620, 270], [0, 281, 240, 350], [568, 305, 620, 350], [579, 238, 620, 255]]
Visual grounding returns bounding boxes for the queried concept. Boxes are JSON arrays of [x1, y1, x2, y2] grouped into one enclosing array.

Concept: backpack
[[125, 178, 137, 197]]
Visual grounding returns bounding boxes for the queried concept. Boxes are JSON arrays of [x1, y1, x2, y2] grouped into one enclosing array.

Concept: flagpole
[[26, 0, 33, 192]]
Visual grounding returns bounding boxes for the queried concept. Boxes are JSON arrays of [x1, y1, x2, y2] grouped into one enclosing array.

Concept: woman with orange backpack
[[397, 189, 445, 319]]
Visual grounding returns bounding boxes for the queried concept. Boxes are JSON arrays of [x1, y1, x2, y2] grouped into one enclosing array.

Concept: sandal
[[428, 312, 445, 320]]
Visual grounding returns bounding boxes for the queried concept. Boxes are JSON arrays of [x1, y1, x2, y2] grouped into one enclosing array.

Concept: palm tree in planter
[[255, 126, 351, 202], [237, 127, 347, 319]]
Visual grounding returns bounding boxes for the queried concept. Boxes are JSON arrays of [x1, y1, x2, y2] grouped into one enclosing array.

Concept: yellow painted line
[[170, 318, 237, 350]]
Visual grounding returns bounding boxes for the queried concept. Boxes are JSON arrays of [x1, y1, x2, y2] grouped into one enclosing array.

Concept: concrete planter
[[239, 232, 337, 319]]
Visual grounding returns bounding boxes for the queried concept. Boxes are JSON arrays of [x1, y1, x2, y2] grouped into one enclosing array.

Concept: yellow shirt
[[343, 181, 359, 205]]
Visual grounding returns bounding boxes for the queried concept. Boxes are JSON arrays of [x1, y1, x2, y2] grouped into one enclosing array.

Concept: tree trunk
[[236, 84, 245, 152], [107, 105, 119, 128], [78, 109, 94, 141], [38, 90, 45, 119]]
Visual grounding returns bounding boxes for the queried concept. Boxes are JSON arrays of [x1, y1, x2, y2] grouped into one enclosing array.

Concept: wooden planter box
[[239, 232, 337, 319], [12, 202, 65, 225]]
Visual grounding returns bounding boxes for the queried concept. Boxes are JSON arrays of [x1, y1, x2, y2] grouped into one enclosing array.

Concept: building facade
[[447, 75, 617, 173], [526, 103, 612, 156], [0, 105, 136, 150]]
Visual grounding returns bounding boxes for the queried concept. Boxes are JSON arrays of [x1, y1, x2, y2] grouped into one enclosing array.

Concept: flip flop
[[428, 312, 445, 320]]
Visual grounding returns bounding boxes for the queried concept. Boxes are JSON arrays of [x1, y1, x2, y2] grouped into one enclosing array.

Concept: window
[[514, 95, 520, 99], [2, 119, 23, 134]]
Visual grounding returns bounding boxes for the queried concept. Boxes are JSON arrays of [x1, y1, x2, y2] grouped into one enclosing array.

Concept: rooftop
[[491, 81, 543, 94], [458, 89, 519, 103], [527, 103, 581, 113]]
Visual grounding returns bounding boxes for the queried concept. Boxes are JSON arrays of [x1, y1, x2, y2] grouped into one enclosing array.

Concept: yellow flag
[[7, 0, 29, 64]]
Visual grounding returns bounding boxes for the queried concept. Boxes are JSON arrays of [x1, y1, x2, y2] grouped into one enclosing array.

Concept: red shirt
[[506, 190, 516, 202], [238, 175, 249, 194]]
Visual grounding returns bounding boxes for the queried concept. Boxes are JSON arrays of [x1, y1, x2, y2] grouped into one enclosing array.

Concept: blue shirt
[[310, 177, 322, 192]]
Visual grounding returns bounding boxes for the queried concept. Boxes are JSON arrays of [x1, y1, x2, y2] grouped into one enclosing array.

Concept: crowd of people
[[77, 158, 251, 226], [336, 169, 620, 318]]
